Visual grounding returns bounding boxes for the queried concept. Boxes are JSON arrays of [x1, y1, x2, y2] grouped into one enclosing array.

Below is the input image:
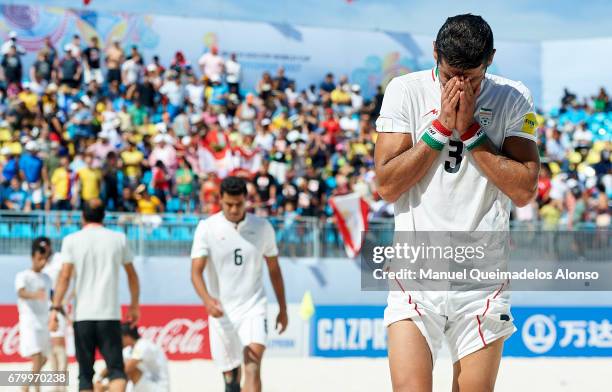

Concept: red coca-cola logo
[[0, 305, 211, 362], [139, 318, 208, 355], [0, 324, 20, 357]]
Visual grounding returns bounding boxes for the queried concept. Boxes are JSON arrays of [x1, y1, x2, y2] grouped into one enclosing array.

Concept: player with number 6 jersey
[[190, 176, 288, 392]]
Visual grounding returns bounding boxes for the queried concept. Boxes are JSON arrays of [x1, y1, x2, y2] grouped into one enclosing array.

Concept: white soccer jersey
[[191, 212, 278, 318], [15, 269, 52, 331], [376, 68, 537, 231], [131, 339, 169, 389]]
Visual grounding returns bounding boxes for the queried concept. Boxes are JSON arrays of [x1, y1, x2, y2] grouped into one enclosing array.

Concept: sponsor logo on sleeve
[[521, 112, 537, 135]]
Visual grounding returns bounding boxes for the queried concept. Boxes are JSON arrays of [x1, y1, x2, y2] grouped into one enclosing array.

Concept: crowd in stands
[[0, 32, 609, 229]]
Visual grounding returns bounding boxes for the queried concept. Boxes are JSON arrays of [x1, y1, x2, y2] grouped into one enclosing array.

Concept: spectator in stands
[[253, 160, 277, 212], [19, 141, 46, 191], [319, 72, 335, 94], [2, 45, 23, 88], [83, 36, 103, 85], [102, 151, 123, 212], [159, 70, 183, 119], [134, 184, 163, 214], [121, 142, 145, 188], [225, 52, 241, 92], [50, 155, 72, 211], [122, 52, 142, 87], [1, 148, 19, 183], [256, 72, 274, 102], [274, 66, 291, 92], [58, 45, 81, 90], [105, 39, 123, 84], [3, 176, 30, 211], [30, 50, 54, 85], [66, 34, 82, 59], [75, 153, 101, 207], [198, 45, 224, 82], [175, 157, 195, 213], [546, 128, 568, 163], [2, 31, 25, 55]]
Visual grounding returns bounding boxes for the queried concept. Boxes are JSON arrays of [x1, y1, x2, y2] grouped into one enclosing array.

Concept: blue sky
[[4, 0, 612, 41]]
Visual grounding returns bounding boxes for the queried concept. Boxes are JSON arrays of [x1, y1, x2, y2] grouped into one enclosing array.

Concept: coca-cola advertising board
[[0, 305, 211, 362]]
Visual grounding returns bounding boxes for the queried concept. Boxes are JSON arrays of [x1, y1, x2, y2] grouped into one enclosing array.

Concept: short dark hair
[[32, 236, 50, 256], [82, 199, 105, 223], [435, 14, 494, 70], [220, 176, 247, 197], [121, 322, 140, 340]]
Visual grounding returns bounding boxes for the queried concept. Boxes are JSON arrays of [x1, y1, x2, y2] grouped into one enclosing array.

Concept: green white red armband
[[422, 119, 452, 151], [460, 122, 487, 151]]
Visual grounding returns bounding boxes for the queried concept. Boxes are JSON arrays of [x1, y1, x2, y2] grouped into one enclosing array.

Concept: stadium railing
[[0, 212, 609, 260]]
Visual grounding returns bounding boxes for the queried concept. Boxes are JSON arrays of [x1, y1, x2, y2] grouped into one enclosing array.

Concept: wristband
[[422, 119, 451, 151], [460, 122, 487, 151], [50, 305, 65, 316]]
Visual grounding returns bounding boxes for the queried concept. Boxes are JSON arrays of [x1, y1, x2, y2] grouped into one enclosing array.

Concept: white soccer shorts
[[19, 326, 51, 358], [208, 313, 267, 372], [384, 282, 516, 363]]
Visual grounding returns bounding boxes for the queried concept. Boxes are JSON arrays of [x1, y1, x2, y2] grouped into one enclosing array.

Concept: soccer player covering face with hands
[[190, 176, 288, 392], [374, 14, 540, 392]]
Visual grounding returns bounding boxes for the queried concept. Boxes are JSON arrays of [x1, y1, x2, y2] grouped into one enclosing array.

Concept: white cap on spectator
[[63, 44, 72, 52], [1, 147, 11, 155], [25, 141, 38, 151], [261, 118, 271, 126], [155, 122, 167, 134], [351, 84, 361, 92], [9, 31, 17, 39], [98, 131, 110, 139], [146, 64, 157, 72], [181, 136, 191, 146], [153, 134, 164, 144]]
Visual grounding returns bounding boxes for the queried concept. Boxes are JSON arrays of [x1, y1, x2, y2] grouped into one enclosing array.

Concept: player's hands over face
[[456, 77, 479, 135], [127, 304, 140, 327], [276, 309, 288, 334], [205, 297, 224, 318], [439, 77, 461, 130]]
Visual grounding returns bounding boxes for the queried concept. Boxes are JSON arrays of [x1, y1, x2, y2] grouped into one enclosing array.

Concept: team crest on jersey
[[479, 108, 493, 128]]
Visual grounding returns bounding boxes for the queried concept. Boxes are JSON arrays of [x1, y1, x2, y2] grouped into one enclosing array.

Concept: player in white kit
[[374, 15, 540, 392], [15, 237, 53, 392], [190, 176, 288, 392], [94, 323, 170, 392]]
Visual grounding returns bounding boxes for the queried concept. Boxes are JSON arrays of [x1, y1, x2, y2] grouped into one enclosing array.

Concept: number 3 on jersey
[[444, 140, 464, 173]]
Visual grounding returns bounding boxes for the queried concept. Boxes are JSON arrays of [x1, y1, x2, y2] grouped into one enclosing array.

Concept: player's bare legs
[[452, 338, 504, 392], [242, 343, 265, 392], [388, 320, 433, 392], [49, 336, 67, 392], [23, 353, 47, 392], [223, 367, 241, 392]]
